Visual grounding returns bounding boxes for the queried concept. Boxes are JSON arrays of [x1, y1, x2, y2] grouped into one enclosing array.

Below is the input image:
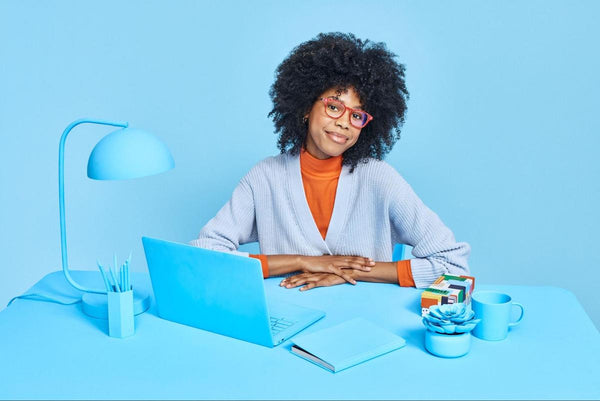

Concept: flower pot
[[425, 330, 471, 358]]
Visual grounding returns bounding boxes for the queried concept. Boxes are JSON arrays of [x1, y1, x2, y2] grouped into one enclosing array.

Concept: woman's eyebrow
[[326, 95, 364, 110]]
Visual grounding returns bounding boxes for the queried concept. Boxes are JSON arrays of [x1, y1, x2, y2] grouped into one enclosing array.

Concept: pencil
[[109, 265, 121, 292], [97, 261, 111, 292]]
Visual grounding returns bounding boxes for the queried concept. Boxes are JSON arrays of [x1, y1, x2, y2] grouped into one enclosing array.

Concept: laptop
[[142, 237, 325, 347]]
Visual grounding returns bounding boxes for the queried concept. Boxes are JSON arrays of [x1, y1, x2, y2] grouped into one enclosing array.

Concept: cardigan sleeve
[[189, 175, 258, 256], [387, 170, 471, 288]]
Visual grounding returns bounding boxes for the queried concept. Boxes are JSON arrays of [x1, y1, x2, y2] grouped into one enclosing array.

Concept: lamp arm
[[59, 119, 128, 293]]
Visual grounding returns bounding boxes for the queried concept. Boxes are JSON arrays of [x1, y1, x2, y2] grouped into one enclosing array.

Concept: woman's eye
[[328, 104, 339, 112], [352, 112, 363, 121]]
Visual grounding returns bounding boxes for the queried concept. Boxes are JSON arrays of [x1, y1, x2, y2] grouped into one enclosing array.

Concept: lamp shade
[[87, 127, 174, 180]]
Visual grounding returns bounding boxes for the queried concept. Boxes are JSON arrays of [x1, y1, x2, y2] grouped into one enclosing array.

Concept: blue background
[[1, 1, 598, 329]]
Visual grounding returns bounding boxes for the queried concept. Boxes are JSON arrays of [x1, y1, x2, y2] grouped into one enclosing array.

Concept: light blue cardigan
[[191, 153, 470, 288]]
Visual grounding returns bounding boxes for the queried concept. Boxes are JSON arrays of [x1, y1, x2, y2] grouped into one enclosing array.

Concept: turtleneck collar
[[300, 149, 343, 179]]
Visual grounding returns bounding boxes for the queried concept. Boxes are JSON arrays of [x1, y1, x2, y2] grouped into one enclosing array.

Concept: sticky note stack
[[421, 274, 475, 316]]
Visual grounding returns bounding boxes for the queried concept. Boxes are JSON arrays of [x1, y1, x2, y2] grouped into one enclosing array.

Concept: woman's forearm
[[266, 255, 305, 276], [352, 262, 398, 283]]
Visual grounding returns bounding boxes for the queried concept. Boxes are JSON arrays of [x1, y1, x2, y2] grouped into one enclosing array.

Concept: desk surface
[[1, 271, 599, 400]]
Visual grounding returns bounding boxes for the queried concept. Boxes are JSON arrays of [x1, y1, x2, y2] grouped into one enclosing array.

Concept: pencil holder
[[107, 290, 135, 338]]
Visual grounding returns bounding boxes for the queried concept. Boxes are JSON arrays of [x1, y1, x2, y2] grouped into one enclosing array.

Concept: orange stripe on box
[[249, 254, 269, 278], [396, 260, 415, 287]]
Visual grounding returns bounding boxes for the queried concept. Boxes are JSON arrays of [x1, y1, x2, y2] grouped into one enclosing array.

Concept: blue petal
[[428, 325, 448, 334], [424, 315, 449, 325], [455, 323, 476, 333], [428, 307, 444, 319], [441, 324, 458, 334]]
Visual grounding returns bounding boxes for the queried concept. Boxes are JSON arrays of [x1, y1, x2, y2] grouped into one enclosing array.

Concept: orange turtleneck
[[251, 150, 414, 287], [299, 149, 343, 239]]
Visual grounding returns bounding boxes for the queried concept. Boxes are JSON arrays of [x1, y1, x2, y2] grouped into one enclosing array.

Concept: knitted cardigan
[[191, 153, 470, 288]]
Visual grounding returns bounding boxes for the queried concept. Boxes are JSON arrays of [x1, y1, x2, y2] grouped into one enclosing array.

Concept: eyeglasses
[[320, 97, 373, 128]]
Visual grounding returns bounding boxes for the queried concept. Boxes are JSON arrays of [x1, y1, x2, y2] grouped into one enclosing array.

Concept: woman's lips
[[325, 130, 348, 144]]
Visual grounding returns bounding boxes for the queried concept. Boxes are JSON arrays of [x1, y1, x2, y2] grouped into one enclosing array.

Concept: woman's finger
[[300, 282, 318, 291], [327, 265, 357, 285], [337, 261, 372, 271], [284, 278, 307, 288], [284, 273, 322, 288], [346, 256, 375, 266]]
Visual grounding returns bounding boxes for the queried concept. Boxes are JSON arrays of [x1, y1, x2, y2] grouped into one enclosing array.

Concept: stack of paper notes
[[421, 274, 475, 316], [290, 318, 406, 373]]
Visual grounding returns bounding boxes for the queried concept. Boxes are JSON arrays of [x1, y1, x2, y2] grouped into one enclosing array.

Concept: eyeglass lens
[[324, 99, 369, 128]]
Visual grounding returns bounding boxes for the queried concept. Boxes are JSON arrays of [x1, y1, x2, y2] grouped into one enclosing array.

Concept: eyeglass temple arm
[[59, 119, 129, 294]]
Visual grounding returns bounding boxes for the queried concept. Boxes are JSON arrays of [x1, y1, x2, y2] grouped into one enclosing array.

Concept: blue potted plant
[[422, 303, 480, 358]]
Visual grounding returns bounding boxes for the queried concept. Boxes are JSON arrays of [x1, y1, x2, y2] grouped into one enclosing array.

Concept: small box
[[421, 274, 475, 316]]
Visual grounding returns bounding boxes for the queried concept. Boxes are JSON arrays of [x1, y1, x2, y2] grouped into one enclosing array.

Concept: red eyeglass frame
[[320, 97, 374, 128]]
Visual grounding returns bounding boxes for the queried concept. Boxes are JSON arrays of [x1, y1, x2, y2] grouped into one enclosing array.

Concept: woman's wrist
[[266, 254, 304, 276], [297, 255, 308, 272]]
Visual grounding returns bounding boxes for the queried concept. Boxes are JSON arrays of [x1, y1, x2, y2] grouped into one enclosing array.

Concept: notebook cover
[[290, 318, 406, 373]]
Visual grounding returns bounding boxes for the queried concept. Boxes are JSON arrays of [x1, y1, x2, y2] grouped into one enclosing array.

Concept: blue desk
[[1, 271, 599, 400]]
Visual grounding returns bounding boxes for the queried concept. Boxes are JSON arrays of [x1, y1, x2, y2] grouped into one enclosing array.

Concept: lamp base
[[81, 291, 151, 319]]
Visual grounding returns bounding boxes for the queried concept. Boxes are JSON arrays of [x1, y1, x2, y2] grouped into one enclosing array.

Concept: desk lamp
[[59, 118, 174, 318]]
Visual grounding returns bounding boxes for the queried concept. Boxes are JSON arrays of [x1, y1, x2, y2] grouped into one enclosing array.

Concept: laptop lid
[[142, 237, 274, 347]]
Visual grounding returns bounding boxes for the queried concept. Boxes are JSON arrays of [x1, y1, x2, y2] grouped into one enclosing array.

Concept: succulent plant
[[422, 303, 480, 334]]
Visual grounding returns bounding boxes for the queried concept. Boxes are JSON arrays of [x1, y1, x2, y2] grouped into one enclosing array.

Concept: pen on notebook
[[97, 261, 111, 292]]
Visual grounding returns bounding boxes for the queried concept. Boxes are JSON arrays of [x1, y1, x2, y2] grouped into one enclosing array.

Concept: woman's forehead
[[320, 87, 363, 109]]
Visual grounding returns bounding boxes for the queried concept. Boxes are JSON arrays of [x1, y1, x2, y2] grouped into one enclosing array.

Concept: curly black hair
[[268, 32, 409, 171]]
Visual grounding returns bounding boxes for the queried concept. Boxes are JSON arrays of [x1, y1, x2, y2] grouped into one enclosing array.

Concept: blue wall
[[1, 1, 598, 329]]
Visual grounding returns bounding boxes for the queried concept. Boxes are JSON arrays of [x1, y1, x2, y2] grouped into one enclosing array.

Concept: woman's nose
[[335, 112, 350, 129]]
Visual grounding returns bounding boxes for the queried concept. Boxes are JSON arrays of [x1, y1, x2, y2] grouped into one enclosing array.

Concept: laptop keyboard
[[270, 316, 297, 335]]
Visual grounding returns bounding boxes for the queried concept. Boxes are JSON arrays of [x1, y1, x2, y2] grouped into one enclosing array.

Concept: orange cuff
[[249, 254, 269, 278], [396, 260, 415, 287]]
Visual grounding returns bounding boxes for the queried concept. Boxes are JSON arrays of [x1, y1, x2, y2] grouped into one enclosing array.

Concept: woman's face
[[304, 87, 363, 159]]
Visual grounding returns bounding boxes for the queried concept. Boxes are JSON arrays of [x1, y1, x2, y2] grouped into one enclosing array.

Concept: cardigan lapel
[[324, 164, 352, 250], [286, 154, 332, 254]]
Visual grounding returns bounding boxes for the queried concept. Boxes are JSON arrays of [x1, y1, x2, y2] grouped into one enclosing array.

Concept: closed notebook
[[290, 318, 406, 373]]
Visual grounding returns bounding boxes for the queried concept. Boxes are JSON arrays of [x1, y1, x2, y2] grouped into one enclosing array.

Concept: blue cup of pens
[[98, 254, 134, 338]]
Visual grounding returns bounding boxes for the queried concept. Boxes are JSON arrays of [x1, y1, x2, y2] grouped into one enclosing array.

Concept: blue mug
[[472, 291, 524, 341]]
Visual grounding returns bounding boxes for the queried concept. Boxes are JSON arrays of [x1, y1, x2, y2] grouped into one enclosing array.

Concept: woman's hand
[[278, 261, 400, 289], [266, 254, 375, 284], [298, 255, 375, 285], [280, 272, 348, 291]]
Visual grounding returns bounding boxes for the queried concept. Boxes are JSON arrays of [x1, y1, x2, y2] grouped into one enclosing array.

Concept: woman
[[191, 32, 470, 291]]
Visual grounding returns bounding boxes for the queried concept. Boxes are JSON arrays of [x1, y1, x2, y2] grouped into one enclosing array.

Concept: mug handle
[[509, 302, 524, 327]]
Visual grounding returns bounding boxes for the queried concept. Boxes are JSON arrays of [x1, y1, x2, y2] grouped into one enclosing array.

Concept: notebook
[[291, 318, 406, 373], [142, 236, 325, 348]]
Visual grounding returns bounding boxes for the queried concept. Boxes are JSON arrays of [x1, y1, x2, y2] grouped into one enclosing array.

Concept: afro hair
[[269, 32, 409, 171]]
